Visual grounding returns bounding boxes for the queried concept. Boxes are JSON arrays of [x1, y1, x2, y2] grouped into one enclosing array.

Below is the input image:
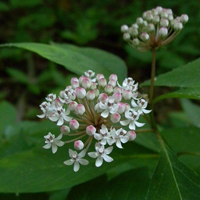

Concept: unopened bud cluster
[[38, 70, 150, 172], [121, 6, 189, 51]]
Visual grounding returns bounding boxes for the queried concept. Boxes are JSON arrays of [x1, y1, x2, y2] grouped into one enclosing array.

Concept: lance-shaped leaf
[[146, 144, 200, 200], [0, 43, 127, 81]]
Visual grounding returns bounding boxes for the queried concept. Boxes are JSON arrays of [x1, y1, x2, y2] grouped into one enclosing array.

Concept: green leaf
[[6, 68, 29, 84], [146, 144, 200, 200], [153, 88, 200, 105], [0, 43, 127, 81], [142, 58, 200, 88], [0, 101, 17, 135], [67, 167, 150, 200], [51, 43, 128, 82], [0, 142, 158, 193], [181, 99, 200, 128]]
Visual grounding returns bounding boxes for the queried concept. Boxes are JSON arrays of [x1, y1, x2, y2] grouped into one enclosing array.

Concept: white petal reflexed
[[96, 157, 103, 167]]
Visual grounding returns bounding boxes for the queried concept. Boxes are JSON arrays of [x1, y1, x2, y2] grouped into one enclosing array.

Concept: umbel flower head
[[37, 70, 150, 172], [121, 6, 189, 52]]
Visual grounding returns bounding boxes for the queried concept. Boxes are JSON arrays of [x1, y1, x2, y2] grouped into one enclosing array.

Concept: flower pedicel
[[38, 70, 151, 172]]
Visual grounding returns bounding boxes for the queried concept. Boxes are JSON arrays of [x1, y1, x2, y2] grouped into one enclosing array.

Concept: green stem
[[136, 128, 154, 133], [149, 48, 156, 104]]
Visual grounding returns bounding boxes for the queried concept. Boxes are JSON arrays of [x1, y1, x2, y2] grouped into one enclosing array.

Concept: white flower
[[43, 132, 64, 153], [94, 124, 114, 145], [49, 107, 72, 126], [131, 99, 151, 114], [37, 101, 55, 118], [88, 143, 113, 167], [84, 70, 95, 78], [97, 96, 118, 118], [110, 128, 129, 149], [120, 109, 144, 130], [64, 149, 89, 172]]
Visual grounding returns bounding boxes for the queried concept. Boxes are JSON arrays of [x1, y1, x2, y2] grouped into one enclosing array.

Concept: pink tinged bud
[[113, 86, 122, 93], [125, 103, 130, 111], [123, 33, 131, 41], [91, 82, 97, 89], [76, 104, 85, 115], [75, 87, 86, 99], [69, 119, 79, 130], [156, 6, 163, 13], [55, 98, 63, 107], [174, 22, 183, 30], [96, 74, 104, 81], [121, 25, 129, 33], [81, 77, 91, 89], [109, 74, 118, 81], [159, 27, 168, 37], [161, 11, 168, 18], [147, 23, 155, 32], [108, 79, 117, 87], [86, 90, 95, 100], [71, 77, 79, 88], [136, 17, 143, 25], [94, 89, 100, 97], [160, 18, 169, 27], [113, 92, 122, 103], [98, 78, 107, 87], [111, 113, 121, 123], [74, 140, 84, 150], [122, 90, 132, 100], [117, 102, 126, 114], [132, 38, 140, 46], [153, 15, 160, 23], [140, 32, 149, 41], [69, 101, 78, 111], [128, 131, 136, 141], [98, 93, 108, 103], [131, 23, 138, 29], [180, 14, 189, 23], [104, 84, 113, 94], [86, 125, 96, 136], [60, 125, 70, 135]]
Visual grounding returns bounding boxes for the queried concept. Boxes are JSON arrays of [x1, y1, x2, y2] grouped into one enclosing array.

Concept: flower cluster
[[38, 70, 150, 172], [121, 6, 189, 51]]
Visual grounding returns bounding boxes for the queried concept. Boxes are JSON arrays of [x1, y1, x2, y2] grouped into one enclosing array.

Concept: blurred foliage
[[0, 0, 200, 199]]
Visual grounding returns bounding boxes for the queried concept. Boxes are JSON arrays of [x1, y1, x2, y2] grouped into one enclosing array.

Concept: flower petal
[[57, 117, 64, 126], [63, 159, 74, 165], [101, 109, 109, 118], [129, 121, 136, 130], [104, 146, 113, 154], [135, 121, 145, 127], [95, 156, 103, 167], [55, 140, 64, 147], [116, 140, 123, 149], [120, 119, 130, 126], [79, 149, 86, 157], [88, 152, 98, 158], [121, 136, 129, 143], [52, 144, 58, 154], [102, 154, 113, 163], [79, 159, 89, 165], [74, 161, 80, 172], [43, 143, 51, 149]]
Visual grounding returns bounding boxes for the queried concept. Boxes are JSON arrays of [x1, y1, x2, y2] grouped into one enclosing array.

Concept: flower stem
[[149, 48, 156, 104]]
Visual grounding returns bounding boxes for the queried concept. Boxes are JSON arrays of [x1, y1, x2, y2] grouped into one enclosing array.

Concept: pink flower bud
[[98, 78, 107, 87], [76, 104, 85, 115], [69, 101, 78, 111], [81, 77, 91, 89], [104, 84, 113, 94], [71, 77, 79, 88], [117, 102, 126, 114], [111, 113, 121, 123], [69, 119, 79, 130], [140, 32, 149, 41], [94, 89, 100, 97], [98, 93, 108, 103], [86, 125, 96, 136], [55, 98, 63, 107], [113, 92, 122, 103], [113, 86, 122, 93], [60, 125, 70, 135], [125, 103, 130, 111], [122, 90, 132, 100], [75, 87, 86, 99], [128, 131, 136, 141], [74, 140, 84, 150], [96, 74, 104, 81], [91, 82, 97, 89], [86, 90, 95, 100], [108, 79, 117, 87], [159, 27, 168, 37], [109, 74, 118, 81]]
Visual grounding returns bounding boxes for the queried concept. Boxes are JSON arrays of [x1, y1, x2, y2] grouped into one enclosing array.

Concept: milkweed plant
[[38, 6, 189, 172], [3, 4, 200, 200]]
